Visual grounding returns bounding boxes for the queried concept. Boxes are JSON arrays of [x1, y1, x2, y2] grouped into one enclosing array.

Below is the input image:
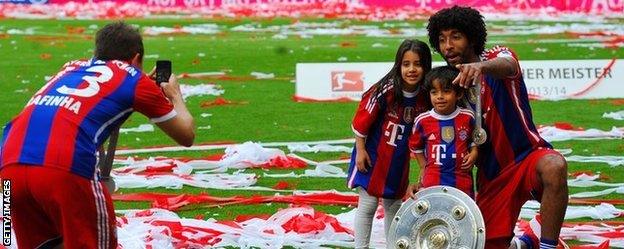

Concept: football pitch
[[0, 18, 623, 247]]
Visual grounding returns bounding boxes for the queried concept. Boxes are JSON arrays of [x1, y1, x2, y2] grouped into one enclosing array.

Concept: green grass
[[1, 18, 623, 246]]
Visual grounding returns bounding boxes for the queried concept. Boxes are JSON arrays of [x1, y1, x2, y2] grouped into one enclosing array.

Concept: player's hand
[[355, 149, 372, 173], [460, 149, 478, 170], [453, 62, 483, 88], [160, 74, 184, 101], [405, 183, 420, 199]]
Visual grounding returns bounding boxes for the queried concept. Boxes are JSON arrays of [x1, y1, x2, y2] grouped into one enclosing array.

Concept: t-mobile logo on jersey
[[431, 144, 446, 165], [331, 71, 364, 92], [430, 144, 457, 165], [384, 121, 405, 147]]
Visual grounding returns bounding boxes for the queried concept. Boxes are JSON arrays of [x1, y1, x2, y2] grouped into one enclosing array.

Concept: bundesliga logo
[[330, 71, 364, 92]]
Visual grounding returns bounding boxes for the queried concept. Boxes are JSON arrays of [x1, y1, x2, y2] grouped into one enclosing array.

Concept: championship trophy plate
[[387, 186, 485, 249]]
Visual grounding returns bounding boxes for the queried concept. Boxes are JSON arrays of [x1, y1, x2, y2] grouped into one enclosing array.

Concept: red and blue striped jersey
[[409, 108, 475, 197], [475, 46, 552, 186], [347, 83, 430, 199], [1, 58, 175, 179]]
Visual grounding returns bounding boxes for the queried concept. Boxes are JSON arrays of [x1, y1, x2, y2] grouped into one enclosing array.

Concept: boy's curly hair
[[427, 6, 487, 56]]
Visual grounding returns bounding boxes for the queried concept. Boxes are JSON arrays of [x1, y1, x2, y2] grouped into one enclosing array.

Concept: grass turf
[[1, 18, 623, 246]]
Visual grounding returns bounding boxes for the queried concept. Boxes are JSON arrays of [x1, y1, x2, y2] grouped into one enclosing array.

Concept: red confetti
[[200, 97, 248, 108], [273, 181, 292, 190], [611, 99, 624, 106], [40, 53, 52, 60], [553, 122, 575, 130], [261, 156, 308, 169]]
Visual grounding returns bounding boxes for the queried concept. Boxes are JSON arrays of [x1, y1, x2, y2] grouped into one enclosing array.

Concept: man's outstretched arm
[[453, 57, 518, 87], [156, 74, 195, 147]]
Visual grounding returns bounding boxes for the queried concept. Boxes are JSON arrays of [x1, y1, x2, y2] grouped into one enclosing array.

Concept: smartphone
[[155, 60, 172, 85]]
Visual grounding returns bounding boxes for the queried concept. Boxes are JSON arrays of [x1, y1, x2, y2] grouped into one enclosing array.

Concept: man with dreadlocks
[[426, 6, 569, 249]]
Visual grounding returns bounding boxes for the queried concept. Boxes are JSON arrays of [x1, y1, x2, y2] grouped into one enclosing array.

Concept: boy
[[407, 66, 477, 198]]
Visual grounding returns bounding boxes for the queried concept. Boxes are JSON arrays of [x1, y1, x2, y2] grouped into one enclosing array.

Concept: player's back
[[1, 59, 144, 179]]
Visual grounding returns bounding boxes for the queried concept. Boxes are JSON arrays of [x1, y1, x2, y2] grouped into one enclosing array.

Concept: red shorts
[[0, 164, 117, 249], [476, 148, 562, 242]]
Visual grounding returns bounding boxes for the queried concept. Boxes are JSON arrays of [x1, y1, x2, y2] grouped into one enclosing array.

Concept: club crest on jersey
[[459, 129, 468, 141], [441, 126, 454, 143], [403, 107, 414, 123]]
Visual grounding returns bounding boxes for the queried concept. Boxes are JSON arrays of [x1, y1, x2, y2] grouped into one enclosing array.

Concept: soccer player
[[0, 22, 195, 248], [426, 6, 568, 249], [406, 66, 478, 199], [346, 39, 432, 249]]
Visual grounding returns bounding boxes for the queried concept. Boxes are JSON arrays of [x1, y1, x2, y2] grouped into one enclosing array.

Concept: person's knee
[[538, 154, 568, 186], [357, 199, 378, 216]]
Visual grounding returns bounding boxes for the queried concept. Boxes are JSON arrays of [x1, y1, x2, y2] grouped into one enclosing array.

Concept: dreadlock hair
[[369, 39, 432, 111], [427, 6, 487, 56]]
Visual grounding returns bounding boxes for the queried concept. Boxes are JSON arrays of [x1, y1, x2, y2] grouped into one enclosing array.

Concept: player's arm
[[479, 56, 517, 79], [454, 57, 517, 87], [453, 48, 520, 87], [156, 74, 195, 147]]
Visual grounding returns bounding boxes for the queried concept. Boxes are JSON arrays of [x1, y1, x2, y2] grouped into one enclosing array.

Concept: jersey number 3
[[56, 65, 113, 97]]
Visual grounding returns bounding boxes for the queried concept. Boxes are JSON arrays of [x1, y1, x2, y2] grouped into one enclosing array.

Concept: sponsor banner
[[296, 62, 392, 101], [14, 0, 623, 13], [295, 59, 623, 101], [362, 0, 624, 13], [0, 0, 46, 4]]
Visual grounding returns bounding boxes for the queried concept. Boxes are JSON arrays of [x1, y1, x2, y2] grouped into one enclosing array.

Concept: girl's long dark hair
[[369, 39, 432, 110]]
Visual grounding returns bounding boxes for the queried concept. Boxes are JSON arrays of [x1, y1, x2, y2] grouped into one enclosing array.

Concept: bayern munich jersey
[[1, 58, 175, 179], [474, 46, 552, 184], [347, 83, 430, 199], [409, 108, 475, 197]]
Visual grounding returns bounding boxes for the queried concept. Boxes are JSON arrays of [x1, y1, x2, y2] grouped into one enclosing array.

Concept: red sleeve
[[133, 74, 176, 123], [351, 90, 381, 138], [484, 46, 522, 79], [409, 116, 425, 153]]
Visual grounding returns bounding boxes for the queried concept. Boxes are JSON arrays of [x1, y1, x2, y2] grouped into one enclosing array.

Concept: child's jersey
[[1, 58, 175, 179], [409, 107, 475, 197], [347, 83, 430, 198], [473, 46, 552, 187]]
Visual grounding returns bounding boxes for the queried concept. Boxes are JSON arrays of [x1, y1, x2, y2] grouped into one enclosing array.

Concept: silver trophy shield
[[387, 186, 485, 249]]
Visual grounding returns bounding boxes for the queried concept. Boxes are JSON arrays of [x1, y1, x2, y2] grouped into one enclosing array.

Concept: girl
[[346, 39, 432, 248]]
